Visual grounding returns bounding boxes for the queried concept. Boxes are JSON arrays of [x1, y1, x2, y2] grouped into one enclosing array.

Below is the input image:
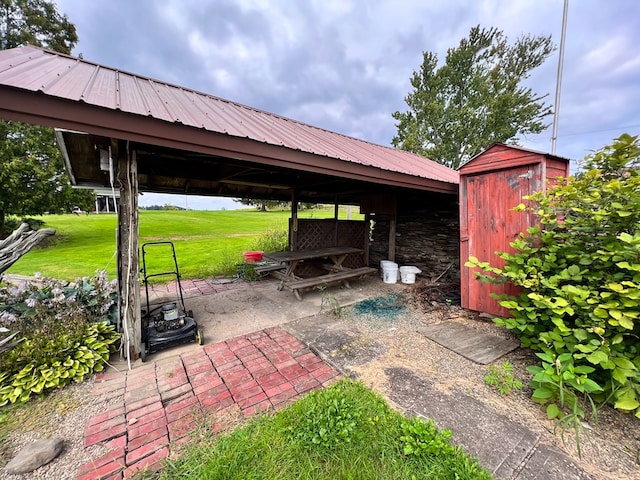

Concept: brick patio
[[77, 327, 340, 479], [144, 277, 246, 300]]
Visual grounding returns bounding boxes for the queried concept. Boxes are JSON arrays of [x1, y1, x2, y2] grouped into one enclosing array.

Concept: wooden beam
[[0, 88, 459, 194], [117, 144, 141, 361]]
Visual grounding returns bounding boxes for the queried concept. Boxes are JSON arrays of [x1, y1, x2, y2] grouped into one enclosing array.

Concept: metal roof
[[0, 45, 458, 198], [462, 142, 572, 169]]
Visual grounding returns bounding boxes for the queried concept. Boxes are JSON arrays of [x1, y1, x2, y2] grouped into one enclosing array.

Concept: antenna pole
[[551, 0, 569, 154]]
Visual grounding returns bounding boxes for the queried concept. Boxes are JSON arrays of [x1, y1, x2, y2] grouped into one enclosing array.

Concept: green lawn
[[160, 379, 492, 480], [6, 208, 362, 281]]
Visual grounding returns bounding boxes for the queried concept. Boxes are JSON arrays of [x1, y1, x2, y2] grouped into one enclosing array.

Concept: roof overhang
[[0, 45, 459, 203], [1, 86, 456, 202]]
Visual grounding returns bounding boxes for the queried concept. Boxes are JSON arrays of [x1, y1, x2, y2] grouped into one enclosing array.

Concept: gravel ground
[[333, 285, 640, 480], [0, 375, 123, 480]]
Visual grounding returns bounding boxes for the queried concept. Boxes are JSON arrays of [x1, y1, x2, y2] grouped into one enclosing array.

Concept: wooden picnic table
[[261, 247, 377, 300]]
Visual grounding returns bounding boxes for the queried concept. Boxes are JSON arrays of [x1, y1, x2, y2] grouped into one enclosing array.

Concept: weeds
[[319, 287, 342, 316], [249, 228, 288, 253], [484, 361, 523, 395]]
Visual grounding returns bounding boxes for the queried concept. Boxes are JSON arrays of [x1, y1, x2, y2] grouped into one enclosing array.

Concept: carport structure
[[0, 45, 459, 361]]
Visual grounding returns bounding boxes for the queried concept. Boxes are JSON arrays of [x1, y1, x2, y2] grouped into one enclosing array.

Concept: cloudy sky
[[54, 0, 640, 209]]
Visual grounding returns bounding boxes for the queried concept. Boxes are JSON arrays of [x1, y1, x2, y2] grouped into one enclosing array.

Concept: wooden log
[[0, 223, 55, 275]]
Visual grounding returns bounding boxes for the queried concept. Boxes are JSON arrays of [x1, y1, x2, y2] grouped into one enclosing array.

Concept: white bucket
[[399, 266, 422, 284], [380, 260, 395, 279], [382, 262, 399, 284]]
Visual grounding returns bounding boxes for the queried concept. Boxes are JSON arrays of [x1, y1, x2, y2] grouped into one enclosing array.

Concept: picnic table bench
[[261, 247, 377, 300]]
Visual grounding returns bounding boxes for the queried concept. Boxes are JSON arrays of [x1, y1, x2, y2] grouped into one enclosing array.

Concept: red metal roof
[[0, 45, 458, 186], [461, 143, 572, 172]]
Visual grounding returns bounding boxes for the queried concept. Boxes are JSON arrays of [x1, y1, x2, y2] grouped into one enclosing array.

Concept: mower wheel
[[140, 343, 147, 362], [195, 329, 203, 345]]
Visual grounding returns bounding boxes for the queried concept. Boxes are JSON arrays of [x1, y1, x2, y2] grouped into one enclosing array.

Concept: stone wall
[[369, 191, 459, 281]]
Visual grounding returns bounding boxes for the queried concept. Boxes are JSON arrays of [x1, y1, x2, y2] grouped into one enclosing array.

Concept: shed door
[[461, 164, 542, 316]]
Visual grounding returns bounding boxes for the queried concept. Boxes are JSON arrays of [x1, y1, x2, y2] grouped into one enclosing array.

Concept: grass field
[[6, 208, 362, 281]]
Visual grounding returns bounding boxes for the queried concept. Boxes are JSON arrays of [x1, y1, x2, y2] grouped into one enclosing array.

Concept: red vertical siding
[[546, 158, 570, 185]]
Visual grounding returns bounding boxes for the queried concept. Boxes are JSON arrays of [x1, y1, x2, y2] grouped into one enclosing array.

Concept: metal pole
[[551, 0, 569, 154]]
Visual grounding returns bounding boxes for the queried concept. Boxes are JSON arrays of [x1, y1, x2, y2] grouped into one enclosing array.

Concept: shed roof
[[459, 143, 571, 176], [0, 45, 458, 201]]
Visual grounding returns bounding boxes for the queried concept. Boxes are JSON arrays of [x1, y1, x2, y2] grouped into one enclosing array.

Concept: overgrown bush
[[0, 272, 120, 405], [2, 217, 44, 237], [467, 134, 640, 420], [250, 227, 288, 253]]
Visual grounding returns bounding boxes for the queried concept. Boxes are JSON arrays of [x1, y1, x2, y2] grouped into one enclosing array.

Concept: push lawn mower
[[140, 241, 203, 362]]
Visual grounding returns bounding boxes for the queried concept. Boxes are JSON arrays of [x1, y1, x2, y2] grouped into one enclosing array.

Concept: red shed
[[459, 144, 570, 316]]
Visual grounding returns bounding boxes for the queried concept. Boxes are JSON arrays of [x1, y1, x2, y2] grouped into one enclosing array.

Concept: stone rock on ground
[[3, 438, 64, 474]]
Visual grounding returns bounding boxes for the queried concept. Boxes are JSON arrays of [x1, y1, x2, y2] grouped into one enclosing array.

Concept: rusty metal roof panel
[[46, 61, 98, 100], [2, 51, 70, 91], [189, 91, 229, 131], [81, 67, 119, 109], [135, 78, 174, 122], [0, 45, 459, 185], [116, 74, 150, 116]]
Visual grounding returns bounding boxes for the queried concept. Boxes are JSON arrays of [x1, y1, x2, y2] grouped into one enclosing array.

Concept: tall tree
[[0, 0, 92, 236], [392, 25, 554, 169], [234, 198, 289, 212], [0, 0, 77, 52]]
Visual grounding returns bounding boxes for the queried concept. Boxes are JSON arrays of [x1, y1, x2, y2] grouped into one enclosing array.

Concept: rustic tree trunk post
[[116, 145, 141, 362]]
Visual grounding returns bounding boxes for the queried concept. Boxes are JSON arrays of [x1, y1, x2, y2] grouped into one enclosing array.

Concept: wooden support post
[[363, 212, 371, 266], [333, 197, 339, 246], [290, 191, 298, 250], [116, 145, 141, 361], [388, 215, 397, 262]]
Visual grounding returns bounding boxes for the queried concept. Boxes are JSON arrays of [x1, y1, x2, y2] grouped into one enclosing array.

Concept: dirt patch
[[319, 279, 640, 480]]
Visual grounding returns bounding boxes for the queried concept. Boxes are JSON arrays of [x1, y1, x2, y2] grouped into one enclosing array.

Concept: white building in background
[[94, 188, 119, 213]]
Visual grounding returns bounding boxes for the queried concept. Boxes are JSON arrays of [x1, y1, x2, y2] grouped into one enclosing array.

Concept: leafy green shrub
[[484, 361, 523, 395], [399, 416, 455, 459], [0, 272, 120, 405], [527, 350, 599, 456], [290, 384, 362, 449], [466, 134, 640, 419]]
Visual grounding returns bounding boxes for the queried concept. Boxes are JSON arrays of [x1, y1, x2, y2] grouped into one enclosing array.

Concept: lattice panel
[[337, 221, 365, 246], [290, 219, 367, 272], [292, 219, 334, 250]]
